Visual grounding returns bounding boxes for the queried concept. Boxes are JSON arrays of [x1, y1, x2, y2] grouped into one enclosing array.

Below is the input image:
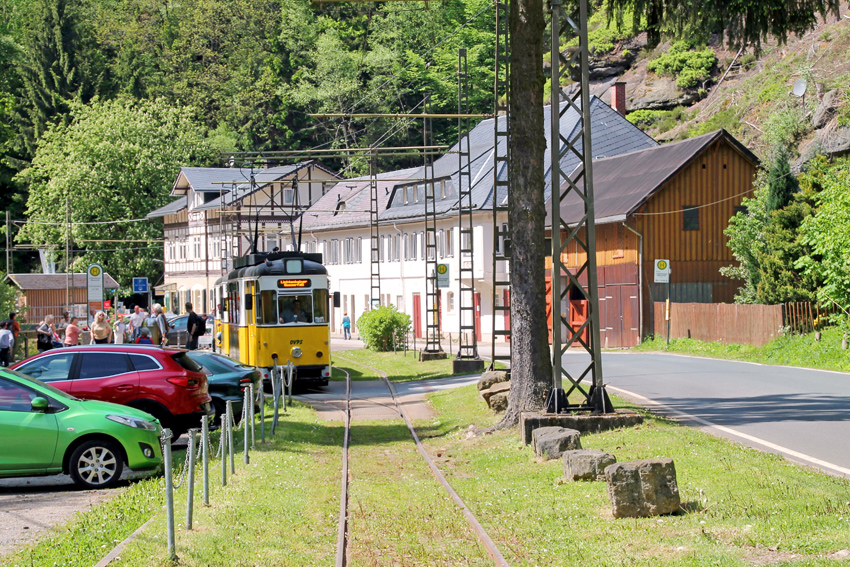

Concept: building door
[[503, 290, 511, 342], [413, 293, 422, 338]]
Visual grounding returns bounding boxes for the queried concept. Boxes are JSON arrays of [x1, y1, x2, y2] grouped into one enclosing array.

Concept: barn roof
[[6, 273, 121, 290], [552, 129, 759, 225]]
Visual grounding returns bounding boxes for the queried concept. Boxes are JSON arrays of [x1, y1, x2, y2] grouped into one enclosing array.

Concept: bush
[[356, 305, 412, 351], [647, 40, 716, 88]]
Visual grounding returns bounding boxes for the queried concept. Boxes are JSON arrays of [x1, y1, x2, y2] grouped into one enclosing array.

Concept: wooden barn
[[546, 129, 759, 348], [5, 272, 121, 322]]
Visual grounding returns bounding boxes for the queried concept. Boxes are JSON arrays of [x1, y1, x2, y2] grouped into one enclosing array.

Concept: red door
[[503, 289, 511, 341], [545, 276, 553, 343], [474, 292, 482, 340], [568, 298, 589, 346], [413, 293, 422, 338]]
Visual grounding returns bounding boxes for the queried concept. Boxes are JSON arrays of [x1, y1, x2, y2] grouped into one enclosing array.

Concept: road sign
[[87, 263, 104, 312], [133, 277, 149, 293], [654, 259, 671, 284], [436, 263, 450, 288]]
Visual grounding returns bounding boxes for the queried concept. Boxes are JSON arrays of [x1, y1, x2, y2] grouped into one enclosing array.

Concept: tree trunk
[[497, 0, 551, 428]]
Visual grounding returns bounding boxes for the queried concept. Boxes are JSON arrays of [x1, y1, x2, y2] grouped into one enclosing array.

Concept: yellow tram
[[214, 251, 331, 386]]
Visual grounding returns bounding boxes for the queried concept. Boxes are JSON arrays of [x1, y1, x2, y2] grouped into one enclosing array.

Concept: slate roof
[[299, 168, 420, 232], [551, 129, 759, 225], [147, 196, 187, 219], [6, 273, 121, 290], [376, 96, 658, 223]]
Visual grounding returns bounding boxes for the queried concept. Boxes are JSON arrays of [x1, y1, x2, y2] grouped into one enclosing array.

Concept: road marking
[[608, 385, 850, 479]]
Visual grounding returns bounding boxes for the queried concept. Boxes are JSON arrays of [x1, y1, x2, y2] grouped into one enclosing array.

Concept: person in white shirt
[[129, 305, 147, 341], [0, 321, 14, 367], [114, 314, 127, 344]]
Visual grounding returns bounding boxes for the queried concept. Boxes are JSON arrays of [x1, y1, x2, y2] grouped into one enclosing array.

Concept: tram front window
[[278, 294, 313, 324]]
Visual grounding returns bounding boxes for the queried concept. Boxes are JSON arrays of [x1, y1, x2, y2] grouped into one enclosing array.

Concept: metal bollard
[[249, 384, 255, 449], [260, 386, 265, 443], [162, 428, 177, 561], [243, 388, 250, 464], [220, 415, 227, 486], [271, 366, 279, 435], [185, 429, 196, 530], [227, 401, 235, 474], [287, 361, 294, 408], [201, 416, 209, 506]]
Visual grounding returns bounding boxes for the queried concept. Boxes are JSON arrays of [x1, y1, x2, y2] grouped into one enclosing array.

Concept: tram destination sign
[[278, 279, 310, 289]]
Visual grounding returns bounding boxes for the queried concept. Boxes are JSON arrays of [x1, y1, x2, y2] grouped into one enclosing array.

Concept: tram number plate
[[278, 279, 310, 289]]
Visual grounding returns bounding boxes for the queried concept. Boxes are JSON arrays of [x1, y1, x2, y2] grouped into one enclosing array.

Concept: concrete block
[[563, 449, 617, 481], [605, 458, 681, 518], [531, 426, 581, 460], [520, 411, 643, 445]]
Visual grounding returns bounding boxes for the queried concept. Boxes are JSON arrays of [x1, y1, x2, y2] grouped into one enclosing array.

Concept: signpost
[[654, 260, 671, 346], [87, 263, 104, 316], [133, 277, 149, 294], [436, 263, 449, 289]]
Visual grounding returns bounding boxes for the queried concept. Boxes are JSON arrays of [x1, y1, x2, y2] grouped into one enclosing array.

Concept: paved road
[[561, 351, 850, 478]]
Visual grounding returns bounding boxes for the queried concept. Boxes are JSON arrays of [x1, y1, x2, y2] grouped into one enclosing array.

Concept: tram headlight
[[291, 346, 302, 358]]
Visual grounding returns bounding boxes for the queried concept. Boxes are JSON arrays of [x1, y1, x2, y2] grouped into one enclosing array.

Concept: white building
[[300, 96, 658, 343], [148, 162, 340, 314]]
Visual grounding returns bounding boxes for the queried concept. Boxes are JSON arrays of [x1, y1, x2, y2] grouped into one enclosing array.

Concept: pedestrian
[[90, 311, 113, 344], [185, 302, 201, 350], [114, 314, 127, 344], [9, 312, 20, 361], [135, 327, 153, 344], [0, 321, 14, 367], [63, 317, 81, 347], [129, 305, 146, 341], [36, 314, 56, 352], [150, 303, 168, 346], [342, 312, 351, 340]]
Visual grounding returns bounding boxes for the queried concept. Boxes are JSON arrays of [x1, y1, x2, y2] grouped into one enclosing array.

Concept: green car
[[0, 368, 163, 489]]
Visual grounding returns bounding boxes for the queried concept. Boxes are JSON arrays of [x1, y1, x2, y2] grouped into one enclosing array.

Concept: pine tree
[[765, 145, 797, 213]]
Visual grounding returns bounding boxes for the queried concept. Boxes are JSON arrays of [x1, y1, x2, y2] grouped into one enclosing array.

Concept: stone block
[[531, 426, 581, 460], [419, 350, 447, 361], [520, 411, 643, 445], [605, 458, 681, 518], [453, 358, 485, 374], [480, 381, 510, 405], [562, 449, 617, 481], [477, 370, 510, 391], [489, 392, 508, 412]]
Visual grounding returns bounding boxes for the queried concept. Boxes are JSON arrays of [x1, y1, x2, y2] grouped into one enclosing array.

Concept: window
[[78, 353, 131, 380], [17, 353, 75, 382], [403, 187, 409, 204], [447, 291, 455, 312], [440, 179, 447, 199], [313, 289, 328, 323], [0, 378, 39, 412], [414, 184, 421, 203], [193, 237, 201, 259], [129, 355, 161, 372], [278, 294, 314, 324], [283, 188, 295, 206], [437, 230, 444, 258], [391, 234, 400, 261], [683, 206, 700, 231], [444, 228, 454, 258]]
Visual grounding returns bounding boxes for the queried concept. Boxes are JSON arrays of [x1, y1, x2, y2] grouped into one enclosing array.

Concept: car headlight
[[291, 346, 302, 358], [107, 415, 158, 431]]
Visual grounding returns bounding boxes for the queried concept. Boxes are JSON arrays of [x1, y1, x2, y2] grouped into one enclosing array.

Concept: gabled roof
[[147, 196, 187, 219], [376, 96, 658, 224], [171, 164, 313, 195], [6, 273, 121, 290], [299, 168, 420, 232], [552, 129, 759, 225]]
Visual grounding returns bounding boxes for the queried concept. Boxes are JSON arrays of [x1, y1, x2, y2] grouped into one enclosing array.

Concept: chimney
[[610, 82, 627, 116]]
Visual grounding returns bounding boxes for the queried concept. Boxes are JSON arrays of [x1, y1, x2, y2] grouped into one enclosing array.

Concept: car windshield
[[0, 368, 80, 401]]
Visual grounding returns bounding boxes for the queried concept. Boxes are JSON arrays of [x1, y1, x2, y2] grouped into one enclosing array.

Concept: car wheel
[[69, 440, 124, 489]]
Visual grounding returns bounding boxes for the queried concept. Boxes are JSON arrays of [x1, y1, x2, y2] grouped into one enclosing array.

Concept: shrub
[[647, 40, 717, 88], [356, 305, 412, 351]]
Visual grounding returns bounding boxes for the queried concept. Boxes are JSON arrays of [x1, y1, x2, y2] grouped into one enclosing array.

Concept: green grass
[[332, 349, 503, 382], [635, 326, 850, 373]]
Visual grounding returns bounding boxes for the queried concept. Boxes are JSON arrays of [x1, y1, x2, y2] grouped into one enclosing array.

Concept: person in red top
[[9, 312, 20, 361], [63, 317, 81, 347], [135, 328, 154, 344]]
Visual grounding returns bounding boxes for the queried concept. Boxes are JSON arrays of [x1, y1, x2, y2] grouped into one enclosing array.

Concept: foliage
[[646, 40, 716, 88], [797, 156, 850, 309], [0, 274, 21, 319], [564, 4, 642, 54], [15, 98, 217, 286], [604, 0, 840, 52], [355, 305, 412, 351], [626, 106, 688, 133], [764, 145, 796, 213]]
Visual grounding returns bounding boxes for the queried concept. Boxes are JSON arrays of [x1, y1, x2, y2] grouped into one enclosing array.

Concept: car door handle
[[115, 384, 134, 391]]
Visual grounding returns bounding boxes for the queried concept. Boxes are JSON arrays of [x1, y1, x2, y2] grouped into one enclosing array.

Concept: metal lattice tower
[[369, 155, 381, 308], [423, 95, 443, 354], [548, 0, 607, 412], [490, 0, 512, 369], [456, 48, 479, 360]]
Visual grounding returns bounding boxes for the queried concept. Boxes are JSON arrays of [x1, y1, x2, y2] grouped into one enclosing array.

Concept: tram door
[[246, 281, 256, 367]]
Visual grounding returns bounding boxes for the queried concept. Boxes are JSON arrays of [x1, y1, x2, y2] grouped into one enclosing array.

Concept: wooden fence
[[653, 302, 784, 347], [653, 301, 839, 346]]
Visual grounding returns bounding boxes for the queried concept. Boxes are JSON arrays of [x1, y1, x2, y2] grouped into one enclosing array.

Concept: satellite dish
[[792, 79, 807, 98]]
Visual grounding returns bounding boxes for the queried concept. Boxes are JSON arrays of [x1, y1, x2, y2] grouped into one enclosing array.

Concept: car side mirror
[[31, 397, 49, 412]]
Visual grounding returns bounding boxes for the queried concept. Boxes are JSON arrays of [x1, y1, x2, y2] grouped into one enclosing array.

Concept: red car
[[12, 345, 213, 436]]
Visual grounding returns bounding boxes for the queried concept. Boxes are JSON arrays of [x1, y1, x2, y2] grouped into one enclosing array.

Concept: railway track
[[332, 356, 510, 567]]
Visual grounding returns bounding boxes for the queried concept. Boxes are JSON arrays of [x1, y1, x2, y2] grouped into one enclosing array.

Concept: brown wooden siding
[[653, 302, 783, 346]]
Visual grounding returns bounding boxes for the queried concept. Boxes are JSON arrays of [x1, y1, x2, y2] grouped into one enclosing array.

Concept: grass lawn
[[636, 325, 850, 373], [332, 348, 498, 382]]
